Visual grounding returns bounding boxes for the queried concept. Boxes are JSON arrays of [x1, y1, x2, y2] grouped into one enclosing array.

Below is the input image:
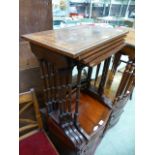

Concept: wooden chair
[[19, 88, 59, 155]]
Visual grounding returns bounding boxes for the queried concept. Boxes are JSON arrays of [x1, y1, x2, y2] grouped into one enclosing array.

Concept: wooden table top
[[22, 25, 128, 58], [125, 28, 135, 47]]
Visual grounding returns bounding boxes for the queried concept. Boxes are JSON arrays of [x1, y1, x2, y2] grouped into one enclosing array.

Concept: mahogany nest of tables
[[23, 25, 128, 66], [22, 25, 130, 155]]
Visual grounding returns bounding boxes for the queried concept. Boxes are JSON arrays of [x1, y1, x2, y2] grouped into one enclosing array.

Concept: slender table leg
[[98, 57, 111, 96], [74, 64, 83, 126]]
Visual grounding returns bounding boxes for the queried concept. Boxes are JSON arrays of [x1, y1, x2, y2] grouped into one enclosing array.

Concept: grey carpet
[[95, 92, 135, 155]]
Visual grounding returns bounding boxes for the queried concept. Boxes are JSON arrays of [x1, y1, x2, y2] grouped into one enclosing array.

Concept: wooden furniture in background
[[19, 0, 52, 70], [19, 88, 43, 138], [105, 29, 135, 128], [19, 0, 52, 107], [19, 88, 59, 155], [22, 25, 130, 155], [88, 52, 135, 129], [87, 29, 135, 129]]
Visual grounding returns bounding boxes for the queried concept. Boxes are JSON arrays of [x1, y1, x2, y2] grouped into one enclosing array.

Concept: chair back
[[19, 88, 43, 137]]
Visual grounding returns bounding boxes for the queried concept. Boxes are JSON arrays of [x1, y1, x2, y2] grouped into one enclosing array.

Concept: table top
[[22, 25, 128, 58], [125, 28, 135, 47]]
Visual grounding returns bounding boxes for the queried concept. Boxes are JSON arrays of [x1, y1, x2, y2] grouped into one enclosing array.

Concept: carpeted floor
[[95, 92, 135, 155]]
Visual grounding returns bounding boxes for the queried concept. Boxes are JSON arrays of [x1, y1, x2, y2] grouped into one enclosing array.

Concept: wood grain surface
[[22, 25, 128, 58]]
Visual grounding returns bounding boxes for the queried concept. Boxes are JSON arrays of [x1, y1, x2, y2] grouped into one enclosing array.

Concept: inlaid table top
[[22, 25, 128, 58]]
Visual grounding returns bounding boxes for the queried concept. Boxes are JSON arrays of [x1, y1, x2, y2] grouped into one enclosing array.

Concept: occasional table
[[23, 25, 132, 155]]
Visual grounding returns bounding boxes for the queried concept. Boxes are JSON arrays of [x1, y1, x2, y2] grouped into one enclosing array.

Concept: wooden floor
[[72, 92, 111, 135]]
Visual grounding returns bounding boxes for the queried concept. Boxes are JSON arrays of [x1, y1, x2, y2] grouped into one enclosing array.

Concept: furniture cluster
[[22, 25, 135, 155]]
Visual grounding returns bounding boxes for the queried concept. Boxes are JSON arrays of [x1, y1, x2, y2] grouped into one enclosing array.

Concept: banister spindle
[[39, 60, 49, 112], [60, 68, 69, 115], [52, 65, 57, 110], [54, 68, 63, 117], [44, 61, 53, 112], [67, 66, 74, 118], [43, 61, 51, 100], [87, 66, 93, 89], [94, 63, 101, 87], [50, 64, 56, 110], [74, 63, 83, 125], [115, 63, 132, 98], [125, 66, 135, 94], [111, 53, 121, 74]]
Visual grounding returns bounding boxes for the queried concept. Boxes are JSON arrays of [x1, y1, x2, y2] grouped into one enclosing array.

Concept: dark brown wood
[[86, 67, 93, 89], [78, 37, 125, 60], [105, 56, 135, 130], [19, 0, 53, 107], [82, 39, 124, 64], [22, 25, 128, 58], [74, 64, 83, 125], [94, 63, 101, 87], [22, 25, 130, 155], [72, 92, 111, 136], [67, 67, 74, 116], [84, 49, 135, 132], [40, 60, 50, 112], [19, 41, 39, 70], [98, 57, 111, 96], [19, 67, 44, 107], [106, 52, 122, 89], [107, 93, 130, 129], [19, 0, 52, 69], [19, 0, 52, 38], [88, 43, 125, 67]]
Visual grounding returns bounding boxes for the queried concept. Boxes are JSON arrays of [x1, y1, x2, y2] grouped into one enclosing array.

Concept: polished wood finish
[[84, 28, 135, 130], [22, 25, 131, 155], [72, 92, 111, 136], [22, 25, 128, 58], [19, 0, 52, 69], [78, 37, 124, 61], [19, 0, 53, 100], [19, 0, 52, 39]]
